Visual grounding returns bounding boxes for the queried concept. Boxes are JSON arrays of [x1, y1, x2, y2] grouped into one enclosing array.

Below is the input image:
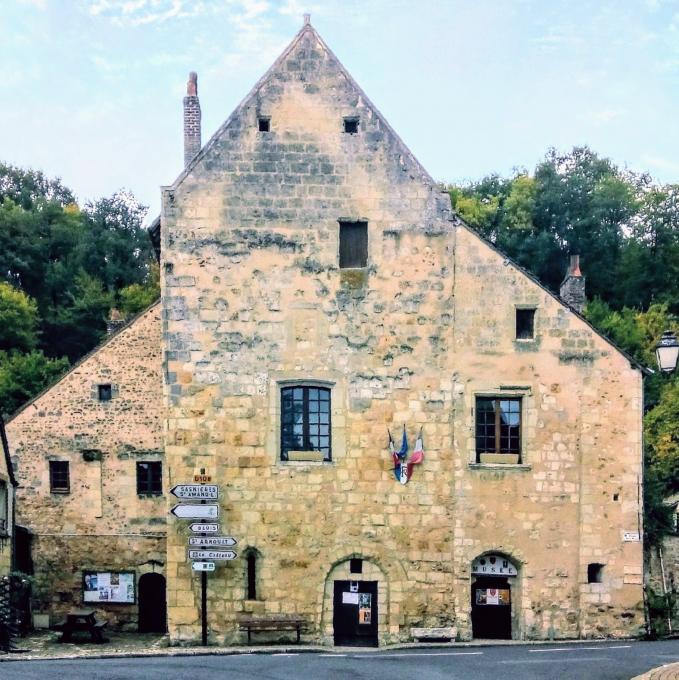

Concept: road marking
[[272, 653, 299, 656], [354, 651, 484, 658], [529, 645, 631, 653], [500, 657, 610, 664]]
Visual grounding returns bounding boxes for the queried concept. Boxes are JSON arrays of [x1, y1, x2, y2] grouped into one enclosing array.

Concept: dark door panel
[[471, 576, 511, 639], [333, 580, 378, 646]]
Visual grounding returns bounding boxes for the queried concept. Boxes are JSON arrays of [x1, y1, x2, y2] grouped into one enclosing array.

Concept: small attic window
[[516, 308, 536, 340], [98, 384, 112, 402], [258, 117, 270, 132], [339, 221, 368, 268], [343, 117, 359, 134]]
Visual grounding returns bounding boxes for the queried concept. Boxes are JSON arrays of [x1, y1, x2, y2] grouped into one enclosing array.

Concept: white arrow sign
[[188, 536, 237, 547], [190, 523, 219, 533], [192, 562, 215, 572], [171, 504, 219, 519], [188, 549, 237, 561], [171, 484, 219, 500]]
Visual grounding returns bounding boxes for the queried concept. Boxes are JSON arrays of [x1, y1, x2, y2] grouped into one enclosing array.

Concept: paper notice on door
[[359, 608, 371, 624], [486, 588, 499, 605], [342, 592, 360, 605]]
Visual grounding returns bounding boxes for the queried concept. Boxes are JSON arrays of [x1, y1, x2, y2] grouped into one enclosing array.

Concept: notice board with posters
[[83, 571, 135, 604]]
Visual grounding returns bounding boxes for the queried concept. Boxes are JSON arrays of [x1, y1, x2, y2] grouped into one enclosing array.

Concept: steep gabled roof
[[168, 20, 438, 193], [455, 216, 649, 375], [5, 300, 161, 423]]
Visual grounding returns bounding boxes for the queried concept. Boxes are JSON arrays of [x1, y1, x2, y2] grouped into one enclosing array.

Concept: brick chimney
[[560, 254, 586, 313], [183, 71, 201, 167]]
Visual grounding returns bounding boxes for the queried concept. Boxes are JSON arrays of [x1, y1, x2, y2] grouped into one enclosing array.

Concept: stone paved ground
[[633, 663, 679, 680]]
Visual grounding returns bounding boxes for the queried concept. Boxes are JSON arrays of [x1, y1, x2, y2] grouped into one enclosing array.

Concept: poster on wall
[[83, 571, 135, 604]]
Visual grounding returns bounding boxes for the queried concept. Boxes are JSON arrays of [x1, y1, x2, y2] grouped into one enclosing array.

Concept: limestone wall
[[161, 24, 643, 644], [451, 227, 644, 639], [6, 304, 165, 627]]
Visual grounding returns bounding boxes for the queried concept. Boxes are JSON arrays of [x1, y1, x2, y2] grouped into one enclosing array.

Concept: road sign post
[[169, 479, 238, 647], [192, 562, 215, 572], [188, 536, 237, 547], [188, 549, 237, 561], [170, 504, 219, 519], [171, 484, 219, 500], [190, 523, 219, 533]]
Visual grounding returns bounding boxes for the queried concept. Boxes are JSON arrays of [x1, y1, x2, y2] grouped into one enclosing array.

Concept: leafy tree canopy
[[0, 282, 39, 352]]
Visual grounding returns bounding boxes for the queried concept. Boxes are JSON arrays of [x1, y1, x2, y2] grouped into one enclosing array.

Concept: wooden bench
[[238, 616, 306, 644], [54, 609, 108, 644]]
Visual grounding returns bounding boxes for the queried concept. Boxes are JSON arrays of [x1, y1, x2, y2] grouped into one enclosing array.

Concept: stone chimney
[[560, 254, 586, 313], [183, 71, 201, 167], [107, 308, 126, 336]]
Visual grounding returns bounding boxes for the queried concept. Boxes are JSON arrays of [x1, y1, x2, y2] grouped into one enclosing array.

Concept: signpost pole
[[201, 569, 207, 646], [199, 481, 208, 647]]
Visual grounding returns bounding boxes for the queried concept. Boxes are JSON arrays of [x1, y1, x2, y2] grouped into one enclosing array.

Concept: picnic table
[[54, 609, 108, 643]]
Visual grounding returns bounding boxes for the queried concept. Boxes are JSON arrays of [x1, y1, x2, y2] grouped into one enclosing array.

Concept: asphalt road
[[4, 640, 679, 680]]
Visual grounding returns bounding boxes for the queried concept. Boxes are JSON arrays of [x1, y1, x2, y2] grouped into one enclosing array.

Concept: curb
[[0, 636, 642, 663]]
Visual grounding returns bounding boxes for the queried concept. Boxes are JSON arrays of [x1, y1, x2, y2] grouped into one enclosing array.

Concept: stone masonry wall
[[161, 24, 643, 645], [6, 304, 165, 628], [451, 226, 644, 639]]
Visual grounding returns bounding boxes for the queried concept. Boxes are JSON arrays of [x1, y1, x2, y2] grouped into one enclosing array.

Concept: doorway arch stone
[[318, 547, 407, 646]]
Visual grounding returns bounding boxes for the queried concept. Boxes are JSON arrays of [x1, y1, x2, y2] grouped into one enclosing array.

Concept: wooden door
[[333, 580, 378, 646], [138, 573, 167, 633], [471, 576, 512, 639]]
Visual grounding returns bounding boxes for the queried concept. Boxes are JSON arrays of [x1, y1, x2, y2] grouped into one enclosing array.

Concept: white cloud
[[16, 0, 47, 9], [591, 109, 623, 123], [641, 154, 679, 176]]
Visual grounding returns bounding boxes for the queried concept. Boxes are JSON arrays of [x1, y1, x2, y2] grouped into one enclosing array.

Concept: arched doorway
[[470, 554, 518, 639], [138, 573, 167, 633]]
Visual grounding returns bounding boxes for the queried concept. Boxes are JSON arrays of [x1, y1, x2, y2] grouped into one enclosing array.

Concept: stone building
[[5, 305, 166, 631], [0, 417, 17, 578], [6, 18, 646, 644], [160, 19, 645, 645]]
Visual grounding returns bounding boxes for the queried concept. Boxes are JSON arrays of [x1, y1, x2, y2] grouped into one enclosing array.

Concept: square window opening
[[516, 308, 536, 340], [475, 396, 522, 463], [587, 563, 604, 584], [258, 117, 270, 132], [339, 221, 368, 269], [280, 385, 332, 462], [49, 460, 70, 493], [343, 117, 359, 134], [98, 384, 112, 401], [137, 461, 162, 496], [350, 558, 363, 574]]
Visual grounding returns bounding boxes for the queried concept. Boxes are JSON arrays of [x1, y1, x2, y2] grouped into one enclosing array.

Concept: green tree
[[0, 350, 69, 417], [0, 282, 39, 352], [47, 272, 114, 362], [118, 262, 160, 317]]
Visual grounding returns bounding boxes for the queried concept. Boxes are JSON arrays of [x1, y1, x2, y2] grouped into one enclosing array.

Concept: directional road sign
[[188, 536, 237, 548], [192, 562, 215, 572], [171, 484, 219, 500], [170, 504, 219, 519], [190, 523, 219, 533], [188, 549, 237, 561]]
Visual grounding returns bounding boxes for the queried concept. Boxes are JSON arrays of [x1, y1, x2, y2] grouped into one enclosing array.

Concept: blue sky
[[1, 0, 678, 222]]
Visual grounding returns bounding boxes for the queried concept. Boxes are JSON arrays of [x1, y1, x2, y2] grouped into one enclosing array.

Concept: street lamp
[[656, 330, 679, 374]]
